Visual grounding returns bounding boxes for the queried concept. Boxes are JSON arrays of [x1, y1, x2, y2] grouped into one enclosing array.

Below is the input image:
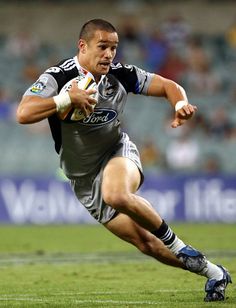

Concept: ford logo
[[78, 108, 117, 126]]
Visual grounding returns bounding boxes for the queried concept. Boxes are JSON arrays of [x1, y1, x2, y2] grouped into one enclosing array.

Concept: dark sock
[[151, 220, 176, 246]]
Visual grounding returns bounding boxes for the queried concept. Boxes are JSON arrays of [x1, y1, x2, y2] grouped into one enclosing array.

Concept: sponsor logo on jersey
[[76, 108, 117, 126], [30, 77, 48, 94]]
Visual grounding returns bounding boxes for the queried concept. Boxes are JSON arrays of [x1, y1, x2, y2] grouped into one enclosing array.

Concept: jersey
[[24, 56, 154, 179]]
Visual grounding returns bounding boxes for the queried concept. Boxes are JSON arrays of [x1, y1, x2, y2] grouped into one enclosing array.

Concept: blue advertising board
[[0, 175, 236, 224], [140, 174, 236, 223]]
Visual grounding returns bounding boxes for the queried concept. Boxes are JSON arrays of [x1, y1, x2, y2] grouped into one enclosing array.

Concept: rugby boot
[[204, 265, 232, 302], [177, 245, 207, 273]]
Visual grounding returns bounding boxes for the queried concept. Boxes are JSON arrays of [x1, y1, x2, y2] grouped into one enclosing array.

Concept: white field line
[[0, 252, 148, 266], [74, 299, 172, 305], [0, 289, 202, 303], [0, 298, 206, 306], [0, 250, 234, 267], [0, 289, 203, 298], [0, 287, 235, 306], [53, 289, 203, 295], [0, 289, 203, 306], [0, 298, 44, 302], [1, 285, 235, 298]]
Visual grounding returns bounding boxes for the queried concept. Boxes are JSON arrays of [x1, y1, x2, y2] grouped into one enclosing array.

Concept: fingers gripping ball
[[55, 75, 98, 121]]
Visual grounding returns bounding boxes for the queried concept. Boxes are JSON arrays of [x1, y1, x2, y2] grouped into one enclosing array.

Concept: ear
[[78, 39, 87, 54]]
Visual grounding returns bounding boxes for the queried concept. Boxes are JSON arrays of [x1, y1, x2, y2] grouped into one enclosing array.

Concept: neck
[[75, 54, 87, 71], [75, 55, 102, 83]]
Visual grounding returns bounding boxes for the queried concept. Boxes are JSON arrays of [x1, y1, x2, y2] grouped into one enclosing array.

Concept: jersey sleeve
[[23, 73, 58, 98], [110, 63, 154, 95], [23, 64, 68, 98]]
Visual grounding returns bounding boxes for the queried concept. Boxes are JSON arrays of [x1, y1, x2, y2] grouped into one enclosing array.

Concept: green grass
[[0, 223, 235, 307]]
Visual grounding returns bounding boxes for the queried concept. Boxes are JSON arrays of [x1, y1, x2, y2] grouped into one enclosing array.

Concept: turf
[[0, 223, 234, 307]]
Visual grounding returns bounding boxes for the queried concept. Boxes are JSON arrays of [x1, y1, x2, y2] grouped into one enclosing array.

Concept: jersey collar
[[74, 56, 106, 84]]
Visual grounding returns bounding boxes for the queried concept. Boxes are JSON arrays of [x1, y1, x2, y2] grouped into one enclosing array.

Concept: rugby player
[[17, 19, 231, 301]]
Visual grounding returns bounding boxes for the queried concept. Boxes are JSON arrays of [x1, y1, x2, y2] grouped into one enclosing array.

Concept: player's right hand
[[69, 80, 97, 117]]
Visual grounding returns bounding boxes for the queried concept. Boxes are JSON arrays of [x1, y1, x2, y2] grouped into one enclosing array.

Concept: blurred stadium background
[[0, 0, 236, 224]]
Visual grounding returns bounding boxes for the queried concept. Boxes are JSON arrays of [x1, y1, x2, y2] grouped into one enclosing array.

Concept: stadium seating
[[1, 1, 236, 175]]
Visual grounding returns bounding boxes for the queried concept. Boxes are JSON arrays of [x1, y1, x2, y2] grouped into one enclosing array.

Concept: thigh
[[102, 157, 141, 196]]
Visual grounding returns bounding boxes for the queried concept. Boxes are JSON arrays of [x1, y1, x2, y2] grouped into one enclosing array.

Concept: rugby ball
[[57, 75, 98, 121]]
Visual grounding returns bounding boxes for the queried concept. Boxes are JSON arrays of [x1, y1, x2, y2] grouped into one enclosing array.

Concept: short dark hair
[[79, 19, 117, 41]]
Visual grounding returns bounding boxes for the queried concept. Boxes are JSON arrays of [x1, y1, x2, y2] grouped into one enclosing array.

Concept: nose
[[105, 48, 113, 59]]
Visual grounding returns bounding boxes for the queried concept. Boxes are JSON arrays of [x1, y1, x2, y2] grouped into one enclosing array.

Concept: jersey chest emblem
[[99, 76, 118, 99]]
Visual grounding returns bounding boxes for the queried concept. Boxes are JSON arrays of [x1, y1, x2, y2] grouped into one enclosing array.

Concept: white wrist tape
[[53, 92, 71, 112], [175, 100, 188, 111]]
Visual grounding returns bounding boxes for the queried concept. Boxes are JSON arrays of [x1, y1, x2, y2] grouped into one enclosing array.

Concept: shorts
[[71, 132, 143, 224]]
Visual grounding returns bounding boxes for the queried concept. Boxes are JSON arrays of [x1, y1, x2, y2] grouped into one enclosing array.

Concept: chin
[[100, 68, 110, 74], [96, 65, 110, 75]]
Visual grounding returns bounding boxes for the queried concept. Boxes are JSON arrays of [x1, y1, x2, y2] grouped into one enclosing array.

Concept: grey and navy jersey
[[24, 56, 154, 178]]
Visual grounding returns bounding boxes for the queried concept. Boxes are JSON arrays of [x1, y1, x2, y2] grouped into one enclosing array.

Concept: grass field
[[0, 223, 235, 307]]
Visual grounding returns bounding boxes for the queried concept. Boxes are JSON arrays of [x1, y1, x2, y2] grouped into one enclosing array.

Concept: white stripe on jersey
[[60, 58, 74, 68], [63, 64, 76, 71], [123, 133, 130, 158], [60, 59, 76, 71]]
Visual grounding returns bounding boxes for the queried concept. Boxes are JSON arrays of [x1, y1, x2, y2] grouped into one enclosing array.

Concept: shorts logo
[[77, 108, 117, 126], [30, 77, 48, 94]]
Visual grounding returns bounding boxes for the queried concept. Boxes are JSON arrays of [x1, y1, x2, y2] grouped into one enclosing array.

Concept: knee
[[103, 191, 131, 212]]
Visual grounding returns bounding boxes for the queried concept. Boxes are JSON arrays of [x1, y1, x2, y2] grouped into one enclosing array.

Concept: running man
[[17, 19, 231, 301]]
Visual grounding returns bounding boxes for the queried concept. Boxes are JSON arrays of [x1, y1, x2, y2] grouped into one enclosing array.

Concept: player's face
[[79, 30, 118, 78]]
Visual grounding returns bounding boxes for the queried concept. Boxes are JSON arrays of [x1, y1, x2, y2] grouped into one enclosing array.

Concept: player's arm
[[147, 74, 197, 128], [17, 95, 57, 124], [17, 81, 97, 124]]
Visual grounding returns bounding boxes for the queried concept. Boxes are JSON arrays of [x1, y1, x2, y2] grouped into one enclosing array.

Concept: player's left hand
[[171, 103, 197, 128]]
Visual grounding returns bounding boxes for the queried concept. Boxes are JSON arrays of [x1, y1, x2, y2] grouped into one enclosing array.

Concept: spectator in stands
[[184, 59, 222, 96], [185, 35, 209, 72], [165, 131, 200, 172], [186, 111, 210, 136], [140, 140, 163, 172], [144, 28, 168, 73], [208, 106, 234, 139], [22, 60, 42, 84], [183, 35, 222, 95], [5, 30, 40, 59], [117, 15, 145, 67], [225, 18, 236, 50], [0, 87, 15, 120], [161, 13, 192, 53], [158, 49, 187, 83], [202, 154, 222, 174]]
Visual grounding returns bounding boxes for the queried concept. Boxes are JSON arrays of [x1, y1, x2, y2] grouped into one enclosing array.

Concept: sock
[[151, 220, 186, 255], [198, 261, 224, 280]]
